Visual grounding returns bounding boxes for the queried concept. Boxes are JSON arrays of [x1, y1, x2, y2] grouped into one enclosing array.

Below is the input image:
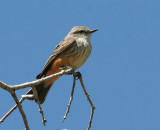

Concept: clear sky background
[[0, 0, 160, 130]]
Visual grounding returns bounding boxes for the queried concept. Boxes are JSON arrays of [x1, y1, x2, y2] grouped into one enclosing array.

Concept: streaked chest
[[71, 37, 92, 69]]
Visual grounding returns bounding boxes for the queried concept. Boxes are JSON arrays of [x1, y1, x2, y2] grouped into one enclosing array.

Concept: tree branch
[[0, 97, 24, 124], [0, 68, 73, 127], [11, 92, 29, 130], [0, 68, 95, 130], [32, 86, 47, 126], [62, 73, 77, 122], [78, 72, 95, 130], [62, 71, 95, 130], [0, 68, 73, 92]]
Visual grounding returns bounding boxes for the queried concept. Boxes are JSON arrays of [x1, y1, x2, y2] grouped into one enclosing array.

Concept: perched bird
[[27, 26, 98, 104]]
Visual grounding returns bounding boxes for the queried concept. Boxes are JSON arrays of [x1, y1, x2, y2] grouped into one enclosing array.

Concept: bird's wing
[[36, 36, 76, 79]]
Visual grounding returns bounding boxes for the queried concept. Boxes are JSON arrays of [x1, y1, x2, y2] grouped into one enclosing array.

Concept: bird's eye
[[79, 30, 84, 33], [73, 30, 85, 34]]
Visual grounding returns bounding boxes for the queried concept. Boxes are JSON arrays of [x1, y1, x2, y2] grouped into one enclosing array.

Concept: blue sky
[[0, 0, 160, 130]]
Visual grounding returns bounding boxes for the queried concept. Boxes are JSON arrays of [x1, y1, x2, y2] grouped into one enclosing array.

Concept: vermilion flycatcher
[[27, 26, 97, 104]]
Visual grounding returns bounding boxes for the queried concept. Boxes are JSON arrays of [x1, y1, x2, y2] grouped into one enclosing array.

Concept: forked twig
[[0, 68, 95, 130], [0, 97, 24, 124], [78, 72, 95, 130], [0, 68, 73, 129], [11, 92, 29, 130], [62, 72, 95, 130], [62, 74, 77, 122]]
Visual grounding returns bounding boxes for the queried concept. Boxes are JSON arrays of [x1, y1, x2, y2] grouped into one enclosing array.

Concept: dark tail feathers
[[26, 83, 53, 104]]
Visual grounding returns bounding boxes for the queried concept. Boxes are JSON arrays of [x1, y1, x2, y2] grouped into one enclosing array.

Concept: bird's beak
[[90, 29, 98, 33]]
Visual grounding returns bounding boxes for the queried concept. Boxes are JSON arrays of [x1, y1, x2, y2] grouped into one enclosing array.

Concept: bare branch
[[11, 92, 29, 130], [32, 87, 46, 126], [0, 68, 73, 92], [0, 68, 73, 126], [0, 68, 95, 130], [62, 74, 77, 122], [0, 81, 14, 94], [0, 97, 24, 124], [62, 71, 95, 130], [38, 102, 47, 126], [22, 94, 35, 100], [78, 73, 95, 130]]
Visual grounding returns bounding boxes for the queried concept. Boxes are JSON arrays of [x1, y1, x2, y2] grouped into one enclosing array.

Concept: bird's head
[[69, 26, 98, 40]]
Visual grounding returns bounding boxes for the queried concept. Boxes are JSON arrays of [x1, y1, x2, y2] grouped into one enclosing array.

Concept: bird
[[27, 26, 98, 104]]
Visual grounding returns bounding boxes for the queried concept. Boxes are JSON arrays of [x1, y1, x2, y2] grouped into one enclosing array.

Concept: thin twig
[[0, 68, 73, 91], [38, 102, 47, 125], [62, 74, 77, 122], [22, 94, 35, 100], [0, 68, 95, 130], [13, 68, 73, 90], [0, 97, 24, 124], [78, 73, 95, 130], [11, 92, 29, 130], [32, 87, 47, 126], [0, 68, 73, 124]]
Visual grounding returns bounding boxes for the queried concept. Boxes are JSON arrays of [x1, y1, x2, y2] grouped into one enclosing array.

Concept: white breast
[[72, 37, 92, 69]]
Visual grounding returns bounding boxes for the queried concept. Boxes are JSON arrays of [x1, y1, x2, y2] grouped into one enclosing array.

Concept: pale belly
[[67, 40, 92, 70]]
